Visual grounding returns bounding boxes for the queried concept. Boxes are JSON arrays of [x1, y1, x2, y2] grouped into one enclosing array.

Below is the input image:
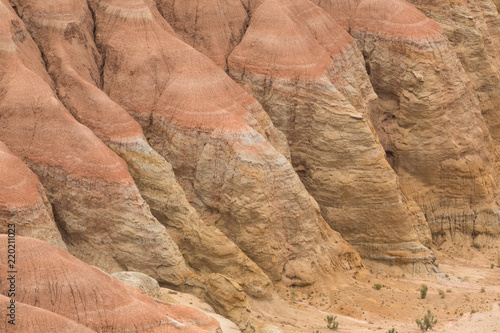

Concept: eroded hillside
[[1, 0, 500, 332]]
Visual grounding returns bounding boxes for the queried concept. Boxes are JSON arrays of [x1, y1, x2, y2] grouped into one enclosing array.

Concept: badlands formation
[[0, 0, 499, 332]]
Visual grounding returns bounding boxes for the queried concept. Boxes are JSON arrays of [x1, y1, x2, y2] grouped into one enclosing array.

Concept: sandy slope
[[237, 242, 500, 332]]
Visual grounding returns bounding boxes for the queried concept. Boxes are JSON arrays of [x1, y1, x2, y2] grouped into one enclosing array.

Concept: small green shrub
[[326, 315, 339, 330], [420, 284, 428, 299], [492, 263, 495, 269], [446, 289, 452, 293], [374, 283, 382, 290], [438, 290, 445, 299], [481, 287, 485, 293], [416, 310, 437, 331], [387, 328, 398, 333]]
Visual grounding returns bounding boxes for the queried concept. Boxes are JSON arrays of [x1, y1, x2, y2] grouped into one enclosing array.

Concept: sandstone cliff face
[[11, 0, 274, 301], [0, 235, 221, 333], [405, 0, 500, 149], [406, 0, 500, 148], [312, 0, 500, 242], [0, 141, 66, 249], [228, 0, 434, 266], [90, 0, 362, 288], [0, 0, 191, 284]]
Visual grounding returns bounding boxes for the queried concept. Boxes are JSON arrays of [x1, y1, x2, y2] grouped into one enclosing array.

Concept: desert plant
[[492, 263, 495, 269], [420, 284, 428, 299], [481, 287, 485, 293], [326, 315, 339, 330], [438, 290, 445, 299], [416, 310, 437, 331], [387, 328, 398, 333], [374, 283, 382, 290]]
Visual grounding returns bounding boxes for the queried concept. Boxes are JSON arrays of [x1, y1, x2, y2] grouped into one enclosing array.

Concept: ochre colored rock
[[0, 0, 190, 285], [0, 235, 221, 333], [406, 0, 500, 147], [11, 0, 274, 301], [0, 141, 66, 250], [112, 271, 164, 299], [155, 0, 249, 68], [90, 0, 362, 287], [228, 0, 434, 266], [313, 0, 500, 241]]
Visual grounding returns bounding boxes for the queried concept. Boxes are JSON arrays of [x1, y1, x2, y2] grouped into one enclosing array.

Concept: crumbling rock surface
[[0, 0, 191, 285], [0, 294, 97, 333], [312, 0, 500, 241], [90, 0, 362, 288], [405, 0, 500, 146], [155, 0, 249, 69], [0, 141, 66, 249], [0, 235, 221, 333], [2, 0, 500, 331], [228, 0, 434, 265], [11, 0, 274, 301]]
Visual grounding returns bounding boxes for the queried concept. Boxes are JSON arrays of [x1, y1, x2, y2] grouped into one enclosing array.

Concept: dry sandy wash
[[1, 0, 500, 332]]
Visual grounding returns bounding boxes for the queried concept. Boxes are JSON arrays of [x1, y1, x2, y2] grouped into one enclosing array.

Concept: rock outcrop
[[90, 0, 362, 287], [0, 141, 66, 249], [406, 0, 500, 146], [0, 294, 96, 333], [155, 0, 249, 69], [112, 271, 164, 300], [0, 0, 191, 285], [11, 0, 274, 300], [312, 0, 500, 242], [228, 0, 434, 266], [0, 235, 221, 333]]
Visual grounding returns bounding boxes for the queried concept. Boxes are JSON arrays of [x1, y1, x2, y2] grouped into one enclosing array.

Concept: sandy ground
[[163, 240, 500, 333], [251, 242, 500, 333], [160, 287, 241, 332]]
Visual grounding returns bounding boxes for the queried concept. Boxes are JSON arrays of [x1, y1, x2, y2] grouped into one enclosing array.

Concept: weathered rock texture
[[0, 235, 221, 333], [406, 0, 500, 146], [0, 0, 190, 284], [228, 0, 434, 265], [112, 271, 164, 299], [90, 0, 362, 289], [0, 294, 97, 333], [3, 0, 500, 331], [0, 141, 66, 249], [11, 0, 273, 301], [155, 0, 249, 69], [311, 0, 500, 242]]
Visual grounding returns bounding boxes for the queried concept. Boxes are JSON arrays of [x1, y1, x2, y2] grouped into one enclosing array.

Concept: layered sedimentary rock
[[228, 0, 433, 265], [406, 0, 500, 146], [0, 0, 190, 285], [0, 295, 96, 333], [90, 0, 362, 287], [0, 236, 221, 333], [313, 0, 500, 241], [12, 0, 273, 300], [0, 141, 66, 249], [112, 271, 164, 299], [155, 0, 248, 68]]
